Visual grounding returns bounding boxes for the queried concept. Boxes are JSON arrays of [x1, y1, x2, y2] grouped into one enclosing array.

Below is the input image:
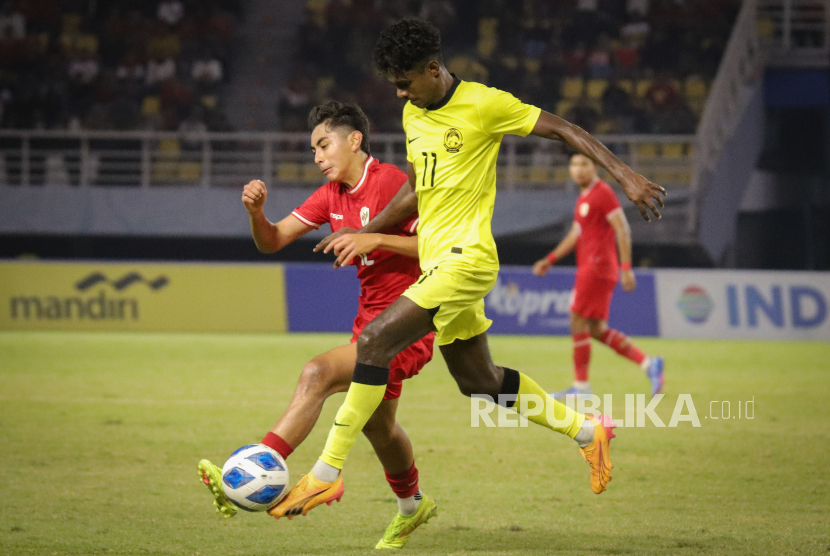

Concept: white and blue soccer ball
[[221, 444, 289, 512]]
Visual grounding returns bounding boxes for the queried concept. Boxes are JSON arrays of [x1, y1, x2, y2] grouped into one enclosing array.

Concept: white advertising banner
[[655, 269, 830, 340]]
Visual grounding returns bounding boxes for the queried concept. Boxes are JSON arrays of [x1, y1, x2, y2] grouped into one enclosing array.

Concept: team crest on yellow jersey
[[443, 128, 463, 153]]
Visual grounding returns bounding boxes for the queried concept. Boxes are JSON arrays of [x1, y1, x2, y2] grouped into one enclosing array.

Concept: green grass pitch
[[1, 331, 828, 555]]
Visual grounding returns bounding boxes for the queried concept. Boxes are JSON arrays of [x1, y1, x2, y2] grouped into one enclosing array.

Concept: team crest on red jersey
[[579, 202, 590, 217], [443, 128, 463, 152]]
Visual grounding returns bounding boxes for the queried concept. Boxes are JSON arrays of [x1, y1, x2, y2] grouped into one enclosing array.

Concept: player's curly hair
[[373, 18, 443, 77], [307, 101, 371, 155]]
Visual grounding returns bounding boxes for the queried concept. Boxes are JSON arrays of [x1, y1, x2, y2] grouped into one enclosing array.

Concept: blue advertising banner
[[284, 263, 658, 336], [284, 263, 359, 333], [486, 267, 659, 336]]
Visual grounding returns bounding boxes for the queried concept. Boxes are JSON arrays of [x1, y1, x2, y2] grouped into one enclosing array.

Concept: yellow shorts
[[402, 257, 498, 346]]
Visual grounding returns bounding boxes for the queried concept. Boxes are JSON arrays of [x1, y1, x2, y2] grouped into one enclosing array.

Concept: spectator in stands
[[586, 34, 614, 79], [116, 49, 145, 82], [178, 106, 207, 151], [278, 69, 314, 132], [620, 13, 651, 45], [653, 99, 697, 134], [644, 73, 679, 112], [602, 78, 632, 117], [157, 0, 185, 27], [0, 1, 25, 40], [191, 48, 224, 92], [146, 55, 176, 87], [613, 35, 640, 77], [160, 75, 193, 122], [563, 41, 588, 76], [566, 98, 600, 133], [67, 51, 100, 85]]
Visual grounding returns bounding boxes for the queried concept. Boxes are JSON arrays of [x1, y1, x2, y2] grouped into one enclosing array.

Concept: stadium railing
[[0, 130, 694, 191], [757, 0, 830, 66]]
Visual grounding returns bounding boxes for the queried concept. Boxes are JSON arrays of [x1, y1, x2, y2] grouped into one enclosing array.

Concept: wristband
[[545, 253, 558, 264], [621, 262, 632, 271]]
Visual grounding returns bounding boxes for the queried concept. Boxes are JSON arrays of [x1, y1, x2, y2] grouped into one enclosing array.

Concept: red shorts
[[351, 314, 435, 400], [570, 275, 617, 321]]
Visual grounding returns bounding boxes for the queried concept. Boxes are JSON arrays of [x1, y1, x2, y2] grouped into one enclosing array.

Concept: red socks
[[573, 331, 591, 381], [261, 432, 294, 460], [600, 329, 647, 366], [385, 463, 419, 499]]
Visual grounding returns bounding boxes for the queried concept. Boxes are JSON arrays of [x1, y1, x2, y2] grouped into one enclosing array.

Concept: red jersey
[[292, 157, 421, 320], [573, 178, 622, 282]]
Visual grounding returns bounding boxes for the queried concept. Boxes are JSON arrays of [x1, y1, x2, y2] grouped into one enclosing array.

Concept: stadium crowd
[[0, 0, 245, 132], [281, 0, 739, 134]]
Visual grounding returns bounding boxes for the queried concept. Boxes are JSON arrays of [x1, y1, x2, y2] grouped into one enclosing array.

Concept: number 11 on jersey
[[421, 152, 437, 188]]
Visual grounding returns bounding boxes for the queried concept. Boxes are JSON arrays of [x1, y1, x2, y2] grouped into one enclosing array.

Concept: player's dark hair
[[373, 18, 443, 77], [307, 101, 371, 155]]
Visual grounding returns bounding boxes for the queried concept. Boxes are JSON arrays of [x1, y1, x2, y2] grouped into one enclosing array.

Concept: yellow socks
[[514, 371, 585, 438], [319, 364, 389, 469]]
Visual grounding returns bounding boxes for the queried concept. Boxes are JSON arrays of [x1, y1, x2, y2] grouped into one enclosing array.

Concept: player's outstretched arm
[[326, 233, 418, 268], [609, 211, 636, 292], [530, 112, 666, 221], [242, 179, 312, 253], [533, 223, 579, 276], [313, 165, 418, 253]]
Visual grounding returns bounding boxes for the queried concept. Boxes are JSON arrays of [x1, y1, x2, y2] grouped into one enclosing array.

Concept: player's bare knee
[[298, 360, 334, 392]]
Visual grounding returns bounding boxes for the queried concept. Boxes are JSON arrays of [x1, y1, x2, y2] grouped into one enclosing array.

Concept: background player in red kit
[[197, 101, 437, 547], [533, 153, 664, 399]]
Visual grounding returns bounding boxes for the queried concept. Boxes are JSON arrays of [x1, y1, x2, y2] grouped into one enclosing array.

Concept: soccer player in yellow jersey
[[270, 18, 667, 533]]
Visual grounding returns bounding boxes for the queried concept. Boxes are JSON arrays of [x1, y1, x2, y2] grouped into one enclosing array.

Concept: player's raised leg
[[198, 344, 355, 517], [271, 296, 435, 516], [440, 332, 616, 494]]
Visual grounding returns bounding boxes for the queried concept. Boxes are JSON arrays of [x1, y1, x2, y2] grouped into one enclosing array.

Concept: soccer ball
[[221, 444, 289, 512]]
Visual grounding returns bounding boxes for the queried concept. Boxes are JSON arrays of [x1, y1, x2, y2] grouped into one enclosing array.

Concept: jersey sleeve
[[478, 87, 542, 138], [292, 186, 330, 229]]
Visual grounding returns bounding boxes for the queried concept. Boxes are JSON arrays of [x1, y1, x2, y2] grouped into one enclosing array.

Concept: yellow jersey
[[404, 78, 541, 271]]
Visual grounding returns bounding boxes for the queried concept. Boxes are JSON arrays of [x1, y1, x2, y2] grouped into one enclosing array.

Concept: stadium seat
[[685, 77, 709, 99], [303, 163, 321, 182], [158, 139, 181, 157], [562, 78, 584, 99], [141, 96, 161, 117], [524, 58, 541, 74], [554, 167, 570, 184], [595, 120, 613, 134], [277, 163, 300, 181], [635, 79, 652, 97], [757, 18, 775, 38], [635, 143, 658, 158], [662, 143, 685, 159], [617, 80, 635, 94], [586, 79, 608, 99], [178, 162, 202, 181], [528, 166, 550, 183], [555, 99, 574, 116]]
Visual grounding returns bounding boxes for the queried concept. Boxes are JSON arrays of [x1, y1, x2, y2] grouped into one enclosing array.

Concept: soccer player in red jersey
[[533, 153, 664, 398], [197, 101, 437, 547]]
